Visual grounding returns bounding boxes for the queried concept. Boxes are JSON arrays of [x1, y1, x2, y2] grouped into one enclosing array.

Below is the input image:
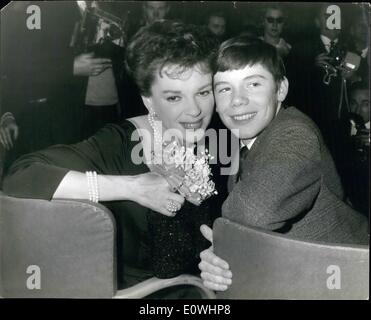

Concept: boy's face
[[214, 63, 288, 142]]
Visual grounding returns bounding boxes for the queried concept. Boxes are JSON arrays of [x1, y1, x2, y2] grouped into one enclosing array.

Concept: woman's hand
[[53, 171, 184, 214], [199, 225, 233, 291], [132, 172, 185, 217], [147, 163, 199, 205]]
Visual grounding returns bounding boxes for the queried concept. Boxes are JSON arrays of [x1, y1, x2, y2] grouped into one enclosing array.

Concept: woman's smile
[[179, 119, 203, 129]]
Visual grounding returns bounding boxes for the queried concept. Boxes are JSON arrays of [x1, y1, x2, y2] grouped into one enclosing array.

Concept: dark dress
[[3, 120, 213, 290]]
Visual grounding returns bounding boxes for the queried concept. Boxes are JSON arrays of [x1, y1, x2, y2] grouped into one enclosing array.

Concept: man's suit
[[286, 36, 348, 150], [0, 2, 129, 171], [0, 2, 87, 169], [222, 106, 368, 245]]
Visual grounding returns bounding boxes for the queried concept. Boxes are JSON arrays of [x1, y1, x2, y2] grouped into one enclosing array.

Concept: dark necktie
[[236, 145, 249, 182], [329, 40, 336, 51]]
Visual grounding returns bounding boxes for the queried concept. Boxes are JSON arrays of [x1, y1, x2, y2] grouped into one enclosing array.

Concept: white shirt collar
[[361, 47, 368, 58], [240, 137, 257, 150], [76, 1, 97, 14], [76, 1, 87, 13], [320, 35, 338, 52], [277, 38, 292, 50], [239, 104, 282, 150]]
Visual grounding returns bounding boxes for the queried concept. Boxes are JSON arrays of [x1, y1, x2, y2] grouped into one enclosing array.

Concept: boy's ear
[[141, 95, 153, 113], [277, 77, 289, 102]]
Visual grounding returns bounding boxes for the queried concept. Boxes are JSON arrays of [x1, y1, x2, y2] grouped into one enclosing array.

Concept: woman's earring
[[148, 109, 162, 151]]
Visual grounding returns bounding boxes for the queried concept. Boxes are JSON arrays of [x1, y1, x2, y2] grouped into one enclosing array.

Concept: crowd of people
[[0, 1, 369, 297]]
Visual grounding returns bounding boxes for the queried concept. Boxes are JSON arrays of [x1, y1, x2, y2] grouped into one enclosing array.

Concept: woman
[[260, 5, 291, 59], [3, 20, 219, 291]]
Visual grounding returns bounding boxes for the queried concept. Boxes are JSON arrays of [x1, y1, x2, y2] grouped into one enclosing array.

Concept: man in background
[[286, 3, 352, 167], [206, 11, 227, 41], [0, 1, 119, 176], [260, 5, 291, 59]]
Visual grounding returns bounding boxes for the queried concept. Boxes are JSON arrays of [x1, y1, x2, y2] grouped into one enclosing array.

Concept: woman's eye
[[218, 87, 231, 94], [166, 96, 181, 102], [198, 90, 211, 97]]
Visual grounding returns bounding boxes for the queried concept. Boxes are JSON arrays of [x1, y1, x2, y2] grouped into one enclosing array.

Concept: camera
[[322, 45, 361, 85], [349, 113, 370, 162], [327, 45, 346, 69], [328, 45, 361, 73], [70, 5, 128, 58]]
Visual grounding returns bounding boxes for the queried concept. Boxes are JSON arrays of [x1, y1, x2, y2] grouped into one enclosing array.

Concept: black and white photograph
[[0, 0, 369, 304]]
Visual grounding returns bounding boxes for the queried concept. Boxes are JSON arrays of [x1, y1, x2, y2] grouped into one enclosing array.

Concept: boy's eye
[[247, 82, 261, 88], [198, 90, 211, 97], [166, 96, 181, 102]]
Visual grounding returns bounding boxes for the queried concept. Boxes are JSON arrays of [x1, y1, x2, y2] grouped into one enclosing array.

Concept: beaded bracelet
[[86, 171, 99, 203]]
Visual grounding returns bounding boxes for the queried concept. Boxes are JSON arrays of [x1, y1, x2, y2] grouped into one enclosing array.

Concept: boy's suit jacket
[[223, 106, 368, 245]]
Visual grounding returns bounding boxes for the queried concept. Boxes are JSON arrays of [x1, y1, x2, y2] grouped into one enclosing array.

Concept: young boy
[[199, 36, 369, 292]]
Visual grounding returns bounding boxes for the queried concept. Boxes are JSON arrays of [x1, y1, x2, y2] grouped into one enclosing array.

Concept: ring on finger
[[166, 199, 181, 213], [176, 180, 184, 189], [171, 181, 183, 192]]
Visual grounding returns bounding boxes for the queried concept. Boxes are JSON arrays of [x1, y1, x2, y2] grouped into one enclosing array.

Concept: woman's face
[[263, 9, 285, 39], [143, 64, 214, 144]]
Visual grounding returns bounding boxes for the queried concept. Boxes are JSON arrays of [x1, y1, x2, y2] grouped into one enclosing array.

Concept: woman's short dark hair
[[125, 20, 219, 97], [212, 35, 286, 85]]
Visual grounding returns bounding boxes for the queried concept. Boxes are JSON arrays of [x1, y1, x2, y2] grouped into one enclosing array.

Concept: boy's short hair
[[212, 35, 286, 85], [125, 20, 218, 97]]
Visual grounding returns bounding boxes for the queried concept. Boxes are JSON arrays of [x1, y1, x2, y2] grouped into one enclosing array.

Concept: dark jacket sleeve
[[0, 1, 81, 119], [222, 123, 322, 231], [3, 124, 129, 200]]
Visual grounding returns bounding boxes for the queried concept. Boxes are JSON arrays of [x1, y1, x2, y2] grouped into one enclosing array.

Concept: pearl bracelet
[[86, 171, 99, 203]]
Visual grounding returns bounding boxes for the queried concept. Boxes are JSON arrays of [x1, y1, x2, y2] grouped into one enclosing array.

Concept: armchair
[[0, 193, 216, 298], [213, 218, 369, 300]]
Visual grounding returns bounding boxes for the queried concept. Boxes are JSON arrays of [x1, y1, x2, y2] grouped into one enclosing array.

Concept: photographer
[[1, 1, 87, 175], [340, 81, 369, 216], [287, 3, 360, 168], [1, 1, 129, 154], [347, 8, 369, 84], [73, 1, 130, 139]]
